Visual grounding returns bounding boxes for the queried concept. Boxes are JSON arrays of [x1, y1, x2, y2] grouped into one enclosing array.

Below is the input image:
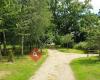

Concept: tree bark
[[3, 31, 7, 55], [21, 35, 24, 55], [0, 45, 2, 61], [98, 50, 100, 61]]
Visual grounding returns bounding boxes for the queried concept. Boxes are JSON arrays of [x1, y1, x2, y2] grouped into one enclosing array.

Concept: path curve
[[29, 49, 97, 80]]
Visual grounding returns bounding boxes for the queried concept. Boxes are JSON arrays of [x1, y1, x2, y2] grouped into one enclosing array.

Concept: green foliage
[[54, 35, 62, 45], [54, 34, 74, 48], [46, 32, 55, 44], [0, 0, 52, 57], [61, 34, 74, 48], [50, 0, 99, 43], [7, 49, 14, 62], [17, 0, 52, 49], [74, 42, 88, 50], [86, 27, 100, 50]]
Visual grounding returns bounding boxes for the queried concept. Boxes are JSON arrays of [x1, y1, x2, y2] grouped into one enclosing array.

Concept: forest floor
[[29, 49, 97, 80]]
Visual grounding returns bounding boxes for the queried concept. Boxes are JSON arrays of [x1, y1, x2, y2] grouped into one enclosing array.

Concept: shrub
[[73, 41, 99, 51], [8, 49, 14, 62], [54, 35, 62, 45], [86, 35, 100, 50], [61, 34, 74, 48], [86, 42, 100, 50], [74, 42, 88, 50]]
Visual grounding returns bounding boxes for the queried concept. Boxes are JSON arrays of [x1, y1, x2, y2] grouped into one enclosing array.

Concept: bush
[[86, 35, 100, 50], [8, 49, 14, 62], [54, 34, 74, 48], [74, 42, 88, 50], [61, 34, 74, 48], [54, 35, 62, 45], [74, 41, 99, 51], [12, 45, 21, 55], [86, 42, 100, 50]]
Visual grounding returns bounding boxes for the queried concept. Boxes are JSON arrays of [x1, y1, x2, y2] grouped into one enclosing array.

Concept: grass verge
[[57, 48, 85, 54], [70, 57, 100, 80], [0, 49, 48, 80]]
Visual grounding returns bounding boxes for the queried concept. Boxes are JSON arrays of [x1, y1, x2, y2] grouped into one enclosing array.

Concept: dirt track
[[29, 49, 96, 80]]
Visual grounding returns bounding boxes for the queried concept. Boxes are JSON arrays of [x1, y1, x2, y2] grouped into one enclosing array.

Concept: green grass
[[0, 49, 48, 80], [1, 45, 21, 49], [70, 57, 100, 80], [57, 48, 85, 54]]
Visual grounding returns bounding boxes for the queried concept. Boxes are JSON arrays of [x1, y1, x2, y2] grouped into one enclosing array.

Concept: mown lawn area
[[70, 57, 100, 80], [0, 49, 48, 80], [57, 48, 85, 54]]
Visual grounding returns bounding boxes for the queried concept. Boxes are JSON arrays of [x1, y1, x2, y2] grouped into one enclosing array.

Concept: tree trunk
[[21, 35, 24, 55], [98, 50, 100, 61], [0, 45, 2, 61], [29, 42, 32, 51], [3, 31, 7, 55]]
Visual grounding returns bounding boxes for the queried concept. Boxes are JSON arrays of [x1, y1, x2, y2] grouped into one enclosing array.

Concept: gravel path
[[0, 71, 11, 80], [29, 49, 97, 80]]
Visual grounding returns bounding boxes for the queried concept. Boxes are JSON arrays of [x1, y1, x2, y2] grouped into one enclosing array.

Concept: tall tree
[[0, 0, 20, 55], [16, 0, 52, 53], [28, 0, 52, 49], [50, 0, 96, 43]]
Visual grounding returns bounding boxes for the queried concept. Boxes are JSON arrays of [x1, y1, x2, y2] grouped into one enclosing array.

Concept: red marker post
[[29, 48, 42, 62]]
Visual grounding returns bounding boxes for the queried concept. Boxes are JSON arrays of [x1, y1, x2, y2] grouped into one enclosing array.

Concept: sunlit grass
[[70, 57, 100, 80], [0, 49, 48, 80], [57, 48, 85, 54]]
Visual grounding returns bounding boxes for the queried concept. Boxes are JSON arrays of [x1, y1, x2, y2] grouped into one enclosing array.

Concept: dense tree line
[[0, 0, 51, 61], [50, 0, 100, 49], [0, 0, 100, 61]]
